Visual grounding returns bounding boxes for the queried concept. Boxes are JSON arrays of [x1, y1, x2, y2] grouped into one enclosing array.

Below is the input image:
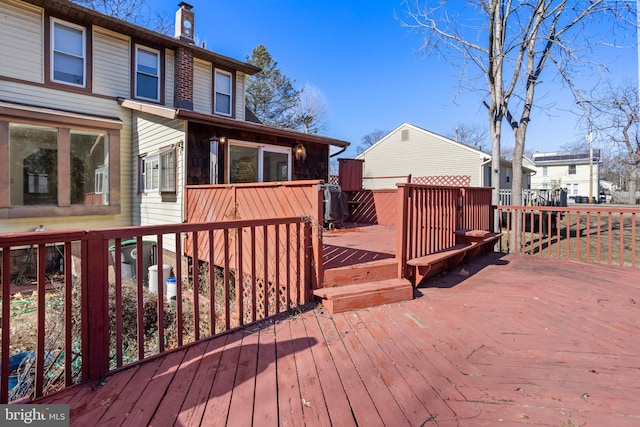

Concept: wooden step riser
[[323, 261, 398, 287], [321, 286, 414, 314]]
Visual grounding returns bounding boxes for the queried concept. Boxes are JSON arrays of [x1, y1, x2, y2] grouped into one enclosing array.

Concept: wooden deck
[[36, 253, 640, 426]]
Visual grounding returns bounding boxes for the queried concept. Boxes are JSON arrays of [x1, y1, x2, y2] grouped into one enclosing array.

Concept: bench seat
[[407, 243, 476, 286]]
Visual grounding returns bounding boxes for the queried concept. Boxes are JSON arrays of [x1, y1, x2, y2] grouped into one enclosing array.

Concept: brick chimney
[[174, 3, 194, 110]]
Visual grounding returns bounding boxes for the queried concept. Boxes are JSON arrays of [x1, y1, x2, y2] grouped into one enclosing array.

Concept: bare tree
[[293, 84, 329, 134], [450, 123, 489, 151], [72, 0, 172, 34], [357, 129, 389, 154], [590, 80, 640, 204], [402, 1, 634, 247]]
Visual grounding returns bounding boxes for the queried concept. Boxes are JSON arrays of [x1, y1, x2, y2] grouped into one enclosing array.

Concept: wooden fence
[[0, 217, 313, 403], [184, 180, 324, 289], [498, 205, 639, 267], [347, 189, 398, 226]]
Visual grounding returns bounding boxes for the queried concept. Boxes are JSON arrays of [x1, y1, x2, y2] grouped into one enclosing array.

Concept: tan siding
[[165, 49, 175, 108], [359, 124, 487, 189], [235, 71, 245, 120], [92, 27, 130, 97], [193, 58, 212, 114], [134, 113, 185, 235], [0, 80, 133, 232], [0, 0, 44, 83]]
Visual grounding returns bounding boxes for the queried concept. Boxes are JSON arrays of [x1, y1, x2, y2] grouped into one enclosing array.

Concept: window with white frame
[[51, 19, 86, 86], [214, 70, 232, 115], [228, 142, 290, 184], [542, 166, 548, 176], [135, 46, 160, 101], [141, 147, 176, 192], [568, 164, 576, 175]]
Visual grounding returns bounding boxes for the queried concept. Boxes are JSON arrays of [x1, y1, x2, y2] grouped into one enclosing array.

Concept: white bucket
[[166, 277, 177, 302], [148, 264, 171, 295]]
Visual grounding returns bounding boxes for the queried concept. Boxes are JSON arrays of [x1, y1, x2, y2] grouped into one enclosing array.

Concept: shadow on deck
[[36, 254, 640, 426]]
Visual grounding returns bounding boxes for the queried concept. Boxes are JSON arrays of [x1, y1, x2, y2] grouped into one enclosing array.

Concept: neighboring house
[[0, 0, 349, 236], [355, 123, 531, 190], [530, 150, 601, 202]]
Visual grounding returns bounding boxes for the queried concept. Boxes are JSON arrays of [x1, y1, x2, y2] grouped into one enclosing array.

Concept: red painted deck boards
[[35, 253, 640, 426]]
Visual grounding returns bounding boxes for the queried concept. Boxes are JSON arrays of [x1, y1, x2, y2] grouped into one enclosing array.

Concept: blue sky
[[157, 0, 638, 157]]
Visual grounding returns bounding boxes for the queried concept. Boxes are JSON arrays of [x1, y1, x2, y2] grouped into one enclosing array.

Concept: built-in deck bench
[[406, 229, 502, 286]]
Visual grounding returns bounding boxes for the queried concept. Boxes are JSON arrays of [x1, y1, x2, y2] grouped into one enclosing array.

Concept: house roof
[[119, 99, 350, 148], [532, 150, 601, 165], [22, 0, 261, 75]]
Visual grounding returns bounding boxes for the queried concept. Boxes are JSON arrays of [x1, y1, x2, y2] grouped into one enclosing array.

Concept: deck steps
[[323, 257, 397, 287], [313, 278, 413, 314]]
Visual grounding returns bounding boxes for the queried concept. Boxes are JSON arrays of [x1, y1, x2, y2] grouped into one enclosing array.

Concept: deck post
[[83, 231, 110, 381], [396, 184, 409, 279], [311, 184, 323, 291]]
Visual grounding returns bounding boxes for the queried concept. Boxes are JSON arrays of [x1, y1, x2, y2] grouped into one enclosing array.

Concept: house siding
[[193, 58, 212, 114], [235, 71, 245, 121], [92, 27, 130, 98], [134, 113, 184, 231], [0, 0, 43, 83], [531, 163, 599, 200], [165, 49, 175, 108], [358, 124, 487, 189]]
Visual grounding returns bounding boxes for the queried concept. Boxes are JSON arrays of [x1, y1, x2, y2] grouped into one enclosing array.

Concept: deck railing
[[498, 205, 639, 267], [0, 216, 313, 403], [396, 185, 494, 277]]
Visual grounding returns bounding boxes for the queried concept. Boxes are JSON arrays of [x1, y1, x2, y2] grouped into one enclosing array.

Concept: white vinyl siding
[[235, 72, 245, 121], [165, 49, 175, 108], [134, 113, 184, 231], [93, 27, 130, 97], [357, 124, 486, 189], [0, 0, 44, 83], [193, 58, 212, 114]]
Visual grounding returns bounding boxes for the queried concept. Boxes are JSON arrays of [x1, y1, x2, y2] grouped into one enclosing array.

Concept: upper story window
[[135, 46, 160, 102], [542, 166, 548, 176], [51, 19, 86, 87], [568, 164, 576, 175], [214, 69, 232, 116]]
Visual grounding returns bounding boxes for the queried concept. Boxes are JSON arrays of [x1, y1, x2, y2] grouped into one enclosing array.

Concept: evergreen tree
[[246, 45, 301, 129]]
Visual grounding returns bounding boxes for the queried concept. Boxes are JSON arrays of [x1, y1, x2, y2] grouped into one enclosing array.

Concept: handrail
[[0, 216, 313, 403], [498, 205, 639, 268]]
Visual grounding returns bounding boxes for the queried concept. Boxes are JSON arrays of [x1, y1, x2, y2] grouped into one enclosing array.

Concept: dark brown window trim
[[130, 41, 166, 105], [44, 12, 93, 94]]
